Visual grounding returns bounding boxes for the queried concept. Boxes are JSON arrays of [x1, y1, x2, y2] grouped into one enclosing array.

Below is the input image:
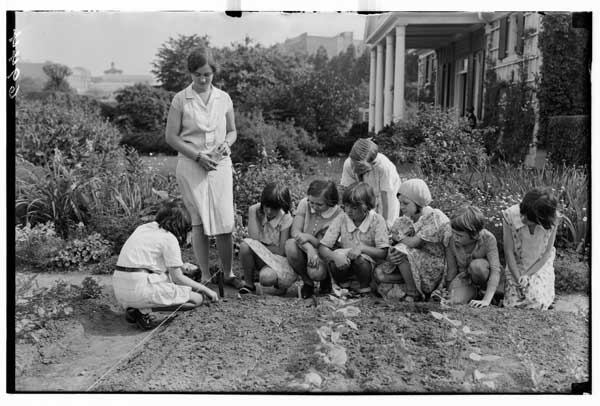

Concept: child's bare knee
[[468, 259, 490, 283], [284, 238, 300, 258], [239, 241, 251, 256]]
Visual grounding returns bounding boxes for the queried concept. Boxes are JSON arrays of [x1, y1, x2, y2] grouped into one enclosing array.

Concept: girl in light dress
[[238, 183, 296, 295], [502, 188, 559, 310], [286, 180, 342, 299]]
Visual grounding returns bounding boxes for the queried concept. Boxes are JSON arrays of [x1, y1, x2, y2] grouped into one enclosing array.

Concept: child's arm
[[358, 245, 388, 260], [247, 203, 261, 240], [291, 213, 320, 248], [523, 224, 558, 277], [169, 267, 219, 301], [475, 236, 501, 307], [502, 218, 522, 280], [445, 243, 459, 287], [380, 190, 389, 223]]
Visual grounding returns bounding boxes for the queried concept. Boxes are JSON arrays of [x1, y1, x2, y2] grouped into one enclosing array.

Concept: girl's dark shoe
[[301, 284, 314, 299], [318, 276, 332, 295], [125, 307, 142, 323], [135, 312, 162, 330]]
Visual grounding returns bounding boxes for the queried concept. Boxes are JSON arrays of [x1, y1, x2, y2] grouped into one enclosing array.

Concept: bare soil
[[14, 271, 589, 393]]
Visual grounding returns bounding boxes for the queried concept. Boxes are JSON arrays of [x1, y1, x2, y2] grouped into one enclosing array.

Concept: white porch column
[[383, 33, 394, 126], [393, 25, 406, 122], [368, 48, 376, 133], [375, 42, 384, 133]]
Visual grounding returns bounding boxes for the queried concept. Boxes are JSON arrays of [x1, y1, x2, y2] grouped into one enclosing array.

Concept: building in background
[[279, 31, 365, 57], [363, 11, 545, 163]]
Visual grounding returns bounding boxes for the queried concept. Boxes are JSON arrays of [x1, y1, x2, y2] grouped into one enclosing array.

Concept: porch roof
[[363, 12, 499, 49]]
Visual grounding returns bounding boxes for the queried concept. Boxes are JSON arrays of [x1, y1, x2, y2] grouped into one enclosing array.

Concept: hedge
[[546, 115, 590, 167]]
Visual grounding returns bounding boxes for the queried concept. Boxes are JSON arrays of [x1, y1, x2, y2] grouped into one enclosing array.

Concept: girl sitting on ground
[[318, 182, 389, 294], [285, 180, 343, 299], [374, 178, 451, 302], [444, 206, 501, 308], [113, 199, 219, 330], [238, 182, 296, 295], [502, 188, 559, 310]]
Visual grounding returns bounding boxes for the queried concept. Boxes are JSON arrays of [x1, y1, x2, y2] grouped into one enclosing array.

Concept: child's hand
[[307, 248, 320, 267], [388, 247, 406, 265], [204, 289, 219, 303], [347, 246, 362, 260], [469, 299, 490, 308], [518, 275, 529, 288]]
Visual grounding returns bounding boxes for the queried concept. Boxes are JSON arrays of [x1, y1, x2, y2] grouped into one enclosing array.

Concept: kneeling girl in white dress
[[113, 200, 219, 329]]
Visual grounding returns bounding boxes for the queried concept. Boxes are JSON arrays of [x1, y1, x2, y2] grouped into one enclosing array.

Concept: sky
[[15, 11, 366, 76]]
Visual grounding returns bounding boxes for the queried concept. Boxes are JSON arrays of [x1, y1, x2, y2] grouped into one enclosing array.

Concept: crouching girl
[[318, 182, 389, 294], [444, 206, 501, 308], [113, 199, 219, 330]]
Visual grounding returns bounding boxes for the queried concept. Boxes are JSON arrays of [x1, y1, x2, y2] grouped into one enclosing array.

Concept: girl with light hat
[[374, 178, 451, 301], [340, 138, 401, 227]]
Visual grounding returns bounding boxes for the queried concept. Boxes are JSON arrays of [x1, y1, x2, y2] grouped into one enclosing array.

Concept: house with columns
[[364, 11, 545, 163]]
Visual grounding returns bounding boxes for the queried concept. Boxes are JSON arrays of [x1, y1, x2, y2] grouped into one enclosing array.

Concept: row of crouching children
[[239, 179, 559, 311]]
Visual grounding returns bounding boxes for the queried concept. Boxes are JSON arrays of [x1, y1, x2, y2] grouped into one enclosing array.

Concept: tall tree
[[42, 63, 72, 92], [152, 34, 211, 91], [311, 46, 329, 71]]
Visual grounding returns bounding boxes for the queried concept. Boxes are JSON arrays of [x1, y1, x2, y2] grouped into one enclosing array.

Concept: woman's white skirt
[[176, 155, 234, 236], [112, 271, 192, 311]]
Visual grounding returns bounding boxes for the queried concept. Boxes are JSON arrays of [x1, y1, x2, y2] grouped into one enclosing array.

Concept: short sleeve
[[295, 198, 308, 217], [377, 158, 397, 193], [482, 231, 501, 276], [372, 214, 390, 249], [320, 213, 344, 248], [340, 158, 357, 187], [225, 91, 233, 111], [170, 92, 184, 114], [280, 213, 294, 230], [162, 234, 184, 268]]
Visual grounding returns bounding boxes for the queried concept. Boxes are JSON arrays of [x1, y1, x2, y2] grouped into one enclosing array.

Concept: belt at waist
[[115, 265, 153, 273]]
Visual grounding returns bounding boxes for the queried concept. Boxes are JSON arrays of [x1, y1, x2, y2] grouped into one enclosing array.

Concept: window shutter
[[515, 13, 525, 55], [498, 17, 507, 60]]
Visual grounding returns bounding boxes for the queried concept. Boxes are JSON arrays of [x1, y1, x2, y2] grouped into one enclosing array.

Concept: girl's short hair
[[187, 46, 219, 74], [342, 182, 376, 211], [520, 188, 558, 229], [349, 138, 378, 163], [307, 179, 339, 207], [451, 206, 486, 238], [155, 199, 192, 246], [261, 182, 292, 213]]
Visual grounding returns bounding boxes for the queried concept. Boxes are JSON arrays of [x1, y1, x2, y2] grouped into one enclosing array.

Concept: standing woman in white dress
[[165, 46, 242, 288]]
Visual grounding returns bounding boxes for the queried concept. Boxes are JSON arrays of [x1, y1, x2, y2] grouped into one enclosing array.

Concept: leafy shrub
[[80, 277, 103, 299], [545, 115, 590, 167], [49, 233, 112, 271], [232, 113, 322, 171], [87, 214, 143, 254], [16, 150, 96, 239], [16, 94, 122, 168], [120, 130, 176, 155], [374, 120, 424, 165], [15, 222, 65, 269], [554, 252, 590, 294], [411, 105, 489, 175], [114, 83, 174, 133], [87, 255, 118, 275]]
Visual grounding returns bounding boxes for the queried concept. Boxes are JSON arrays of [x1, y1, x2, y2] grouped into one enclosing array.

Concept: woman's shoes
[[125, 307, 141, 323], [238, 284, 256, 294], [224, 276, 245, 290]]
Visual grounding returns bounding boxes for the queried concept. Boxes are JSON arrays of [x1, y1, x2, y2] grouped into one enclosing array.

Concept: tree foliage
[[42, 63, 73, 92], [151, 34, 211, 92], [537, 12, 591, 147], [114, 83, 174, 132]]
